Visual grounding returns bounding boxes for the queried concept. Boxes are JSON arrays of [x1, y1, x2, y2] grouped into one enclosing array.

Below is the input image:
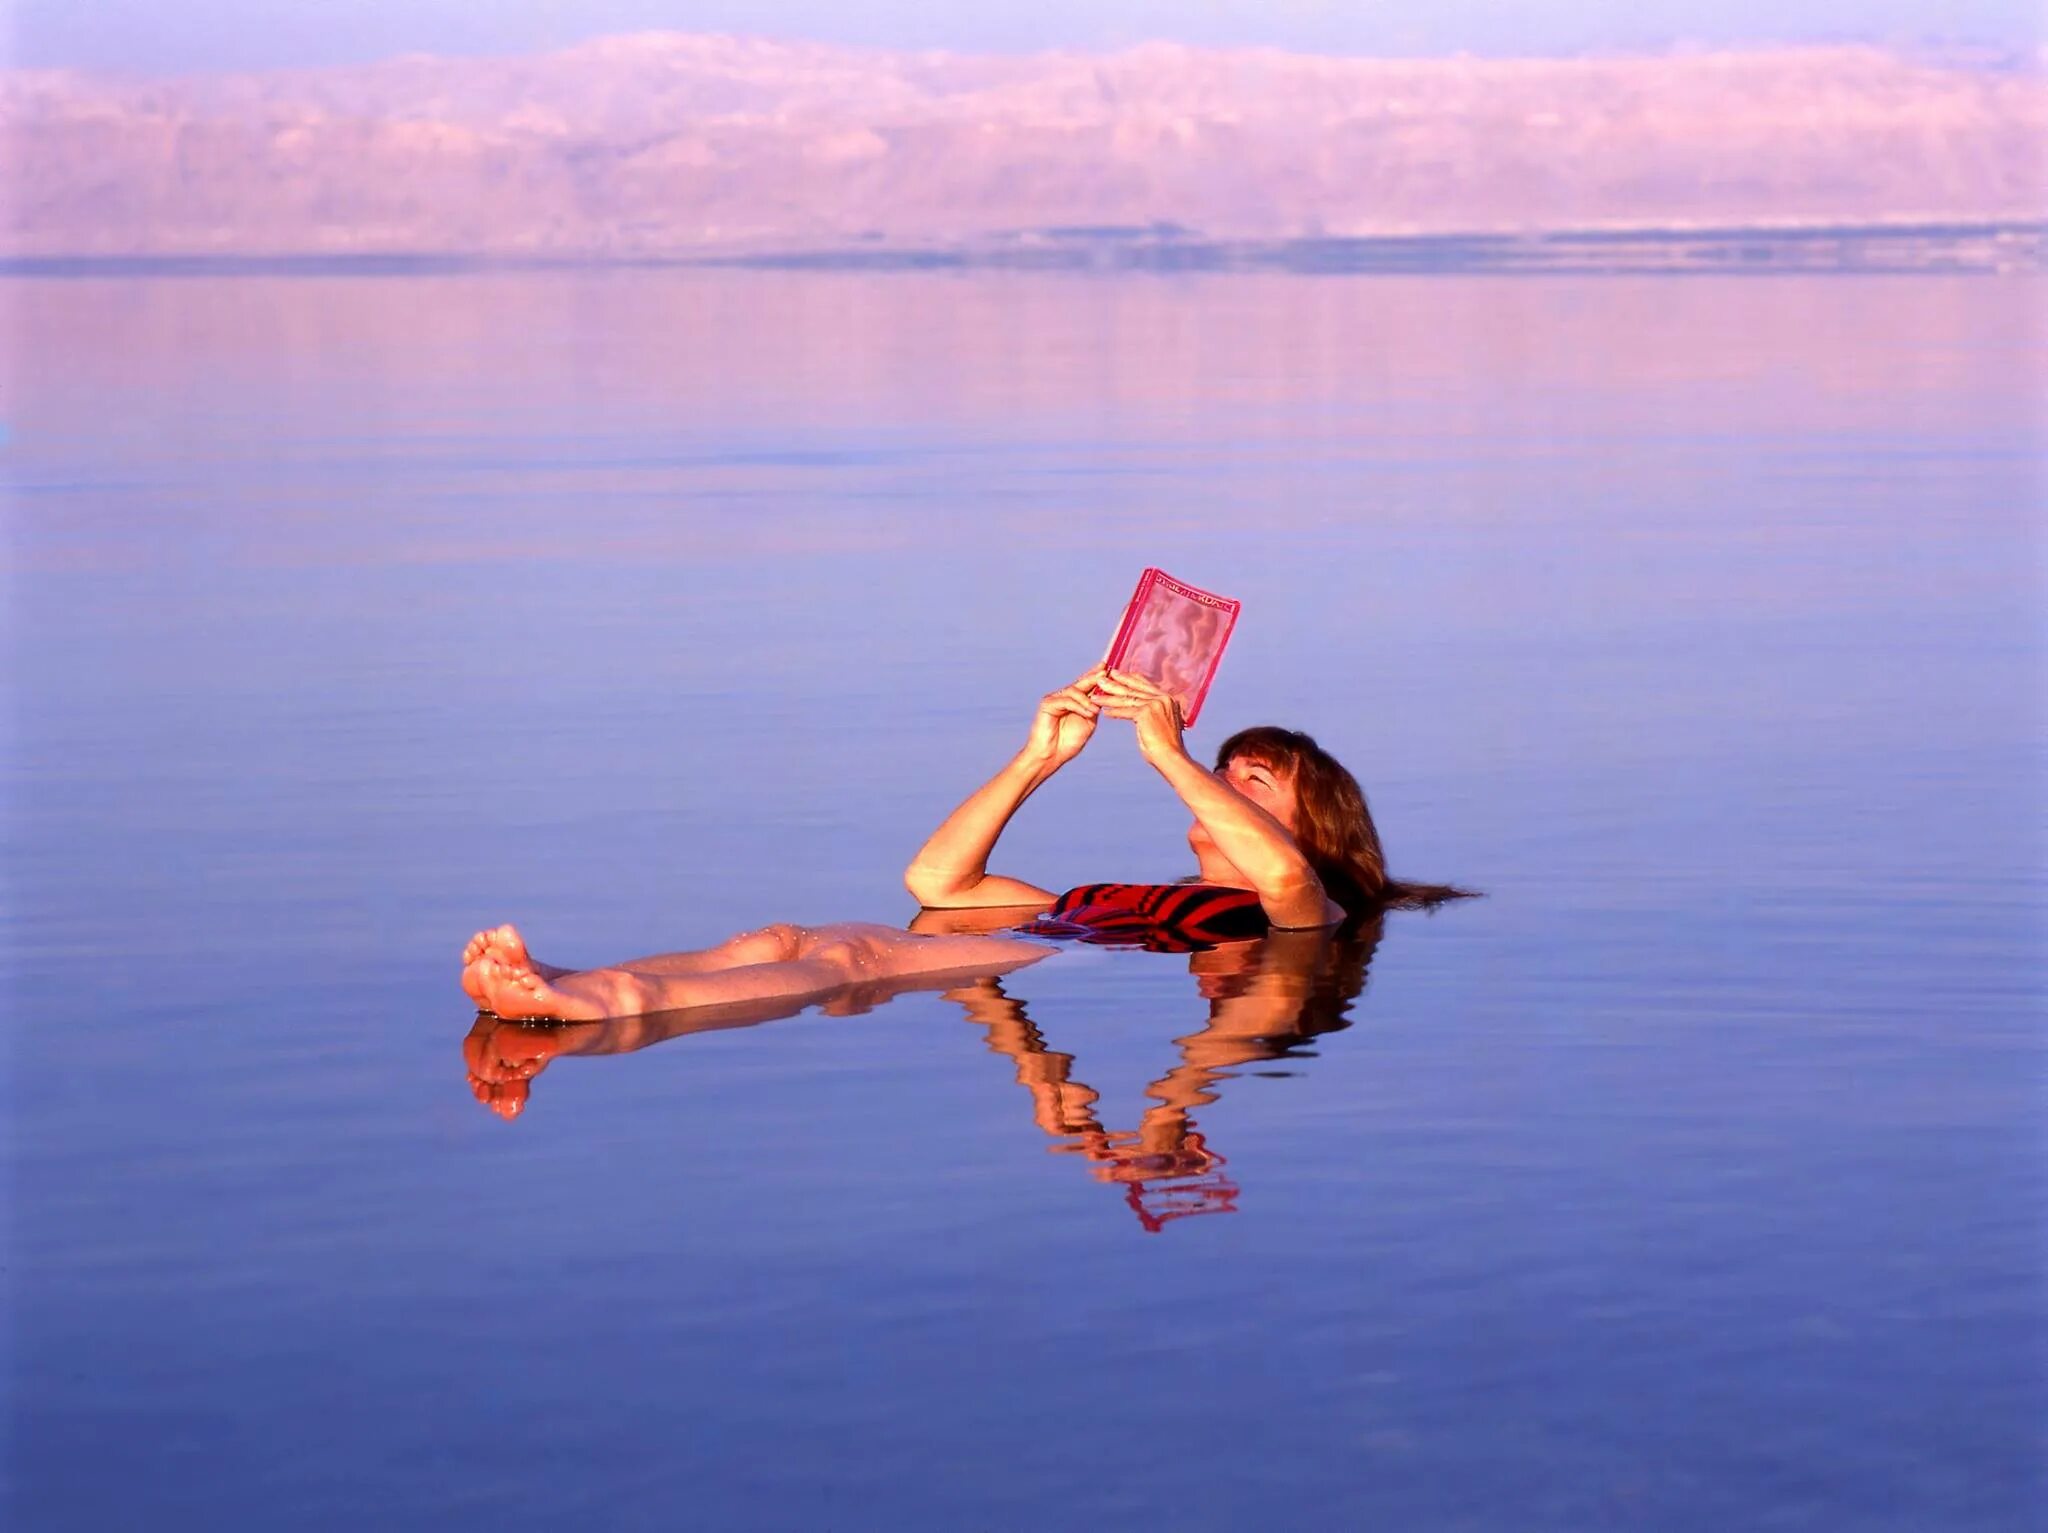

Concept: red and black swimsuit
[[1019, 882, 1270, 952]]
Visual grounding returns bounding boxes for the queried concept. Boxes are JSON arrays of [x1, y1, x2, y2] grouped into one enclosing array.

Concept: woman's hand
[[1025, 665, 1108, 768], [907, 671, 1103, 909], [1095, 668, 1188, 765]]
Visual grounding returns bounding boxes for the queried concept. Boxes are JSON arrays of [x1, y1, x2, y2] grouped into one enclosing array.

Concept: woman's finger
[[1105, 668, 1167, 697], [1102, 691, 1166, 710], [1095, 677, 1159, 703]]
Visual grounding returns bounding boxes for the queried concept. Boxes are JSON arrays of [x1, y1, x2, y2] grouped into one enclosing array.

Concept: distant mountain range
[[4, 34, 2042, 261]]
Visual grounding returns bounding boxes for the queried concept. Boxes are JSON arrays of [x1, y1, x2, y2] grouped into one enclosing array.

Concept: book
[[1102, 568, 1241, 728]]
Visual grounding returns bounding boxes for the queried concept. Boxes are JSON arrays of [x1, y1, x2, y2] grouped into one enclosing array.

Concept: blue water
[[7, 271, 2044, 1529]]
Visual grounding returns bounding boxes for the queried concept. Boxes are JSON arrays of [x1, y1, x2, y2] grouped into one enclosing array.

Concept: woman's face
[[1189, 753, 1301, 867], [1219, 754, 1298, 829]]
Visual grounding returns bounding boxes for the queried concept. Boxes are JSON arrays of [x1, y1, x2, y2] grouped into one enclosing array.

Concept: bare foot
[[461, 923, 566, 1007], [481, 923, 569, 979], [476, 951, 612, 1022], [460, 928, 496, 1006]]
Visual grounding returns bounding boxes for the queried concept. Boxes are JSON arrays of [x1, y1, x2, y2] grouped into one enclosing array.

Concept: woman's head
[[1208, 725, 1474, 914]]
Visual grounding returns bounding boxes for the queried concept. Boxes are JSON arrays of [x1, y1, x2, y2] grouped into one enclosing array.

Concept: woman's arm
[[904, 667, 1106, 909], [1095, 670, 1338, 928]]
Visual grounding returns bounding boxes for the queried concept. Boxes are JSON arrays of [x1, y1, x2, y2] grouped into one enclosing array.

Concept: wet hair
[[1214, 725, 1477, 915]]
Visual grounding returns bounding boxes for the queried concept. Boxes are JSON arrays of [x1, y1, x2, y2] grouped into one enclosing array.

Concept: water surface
[[7, 270, 2043, 1529]]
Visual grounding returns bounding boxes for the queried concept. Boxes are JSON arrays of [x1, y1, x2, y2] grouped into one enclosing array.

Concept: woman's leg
[[610, 925, 809, 974], [468, 921, 1053, 1022], [461, 922, 811, 1006]]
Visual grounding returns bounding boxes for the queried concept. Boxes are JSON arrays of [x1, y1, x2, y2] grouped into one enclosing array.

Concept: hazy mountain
[[4, 33, 2041, 257]]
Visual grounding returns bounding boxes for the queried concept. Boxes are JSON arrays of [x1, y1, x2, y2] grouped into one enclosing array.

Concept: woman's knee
[[803, 932, 894, 976], [793, 923, 895, 961], [728, 923, 806, 964]]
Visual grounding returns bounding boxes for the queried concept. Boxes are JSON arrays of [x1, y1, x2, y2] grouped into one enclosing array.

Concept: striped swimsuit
[[1018, 882, 1270, 952]]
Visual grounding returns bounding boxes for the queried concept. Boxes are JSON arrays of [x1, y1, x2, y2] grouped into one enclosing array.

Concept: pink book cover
[[1101, 568, 1241, 728]]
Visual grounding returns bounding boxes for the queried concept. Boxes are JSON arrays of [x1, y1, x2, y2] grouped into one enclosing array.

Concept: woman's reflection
[[462, 917, 1384, 1232], [917, 910, 1382, 1230]]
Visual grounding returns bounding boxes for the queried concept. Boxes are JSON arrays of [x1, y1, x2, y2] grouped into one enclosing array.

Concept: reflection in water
[[461, 959, 1001, 1121], [462, 920, 1382, 1232], [21, 272, 2025, 455], [949, 923, 1381, 1231]]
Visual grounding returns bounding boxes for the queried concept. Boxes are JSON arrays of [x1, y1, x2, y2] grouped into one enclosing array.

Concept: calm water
[[6, 271, 2044, 1530]]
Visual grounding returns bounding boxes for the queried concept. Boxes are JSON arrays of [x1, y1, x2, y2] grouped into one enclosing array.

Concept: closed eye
[[1220, 760, 1277, 794]]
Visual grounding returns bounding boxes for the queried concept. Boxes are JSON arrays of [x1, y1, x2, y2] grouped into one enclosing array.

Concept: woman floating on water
[[463, 920, 1388, 1230], [458, 666, 1470, 1021]]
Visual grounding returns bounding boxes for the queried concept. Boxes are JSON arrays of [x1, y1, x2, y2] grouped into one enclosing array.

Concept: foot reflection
[[457, 918, 1384, 1232], [462, 1013, 588, 1120]]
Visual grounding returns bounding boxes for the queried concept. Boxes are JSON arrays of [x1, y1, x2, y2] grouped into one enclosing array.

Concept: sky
[[8, 0, 2043, 75]]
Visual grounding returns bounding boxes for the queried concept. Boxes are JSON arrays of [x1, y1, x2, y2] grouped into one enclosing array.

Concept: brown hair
[[1214, 726, 1477, 915]]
